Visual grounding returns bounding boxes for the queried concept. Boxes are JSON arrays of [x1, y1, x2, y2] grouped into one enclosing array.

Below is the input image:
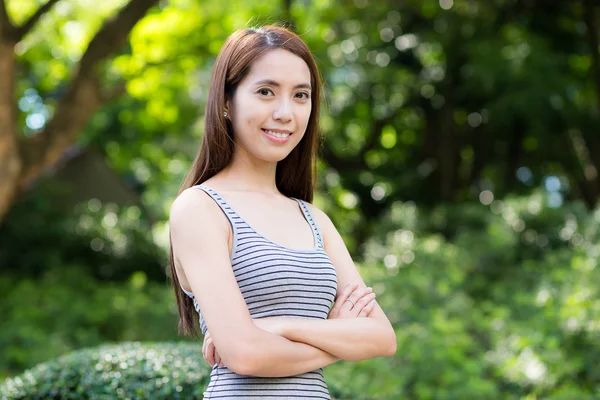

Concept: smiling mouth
[[262, 129, 292, 138]]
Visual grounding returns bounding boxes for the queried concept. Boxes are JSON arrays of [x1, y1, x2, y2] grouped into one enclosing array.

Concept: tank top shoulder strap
[[190, 184, 243, 254], [294, 199, 324, 249], [191, 184, 239, 223]]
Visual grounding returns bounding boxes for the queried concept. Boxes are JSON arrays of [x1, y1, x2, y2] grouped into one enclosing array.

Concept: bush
[[336, 193, 600, 399], [0, 342, 361, 400], [4, 190, 600, 399], [0, 342, 210, 399], [0, 267, 183, 379], [0, 195, 166, 282]]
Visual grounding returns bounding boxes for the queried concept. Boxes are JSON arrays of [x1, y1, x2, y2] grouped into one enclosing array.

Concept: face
[[227, 48, 313, 163]]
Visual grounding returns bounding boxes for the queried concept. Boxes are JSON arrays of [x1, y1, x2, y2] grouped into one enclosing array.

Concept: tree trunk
[[0, 39, 20, 222], [0, 0, 159, 225]]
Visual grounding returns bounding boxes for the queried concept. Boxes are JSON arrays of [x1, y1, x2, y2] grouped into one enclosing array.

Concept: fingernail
[[367, 287, 373, 292]]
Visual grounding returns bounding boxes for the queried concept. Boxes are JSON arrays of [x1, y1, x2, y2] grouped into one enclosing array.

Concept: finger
[[335, 283, 358, 304], [332, 283, 358, 313], [344, 286, 373, 310], [366, 299, 378, 317], [203, 338, 210, 365], [202, 332, 210, 354], [350, 292, 375, 316], [202, 335, 208, 362], [214, 349, 221, 367], [353, 292, 376, 315], [355, 286, 373, 299], [358, 298, 377, 317], [216, 350, 225, 368], [328, 307, 336, 319], [206, 339, 215, 366]]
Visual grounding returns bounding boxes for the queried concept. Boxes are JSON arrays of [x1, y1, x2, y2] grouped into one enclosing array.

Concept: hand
[[328, 283, 377, 319], [202, 331, 225, 368]]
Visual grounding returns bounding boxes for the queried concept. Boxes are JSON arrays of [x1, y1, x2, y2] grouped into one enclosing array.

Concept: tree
[[0, 0, 158, 224]]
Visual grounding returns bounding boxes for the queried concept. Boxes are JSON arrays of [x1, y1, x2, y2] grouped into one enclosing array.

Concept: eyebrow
[[254, 79, 312, 90]]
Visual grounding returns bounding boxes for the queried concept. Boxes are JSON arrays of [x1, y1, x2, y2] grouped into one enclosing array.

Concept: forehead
[[244, 49, 311, 86]]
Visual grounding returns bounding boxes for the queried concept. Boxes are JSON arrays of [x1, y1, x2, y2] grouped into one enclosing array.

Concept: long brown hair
[[169, 25, 323, 336]]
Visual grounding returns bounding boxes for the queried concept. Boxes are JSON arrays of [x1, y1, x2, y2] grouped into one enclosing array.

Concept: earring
[[223, 111, 228, 117]]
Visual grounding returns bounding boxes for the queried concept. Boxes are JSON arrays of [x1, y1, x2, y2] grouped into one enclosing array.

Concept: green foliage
[[0, 342, 210, 399], [2, 194, 600, 399], [0, 191, 166, 282], [3, 0, 600, 398], [0, 342, 360, 400], [0, 266, 182, 379], [329, 192, 600, 399]]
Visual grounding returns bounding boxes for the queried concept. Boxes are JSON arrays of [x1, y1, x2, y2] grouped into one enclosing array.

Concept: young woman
[[169, 25, 396, 399]]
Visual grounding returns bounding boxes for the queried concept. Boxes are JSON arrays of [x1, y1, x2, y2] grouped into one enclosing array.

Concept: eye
[[258, 88, 274, 96], [296, 92, 310, 99]]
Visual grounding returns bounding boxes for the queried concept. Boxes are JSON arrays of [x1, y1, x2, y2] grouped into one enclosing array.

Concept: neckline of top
[[197, 184, 321, 253]]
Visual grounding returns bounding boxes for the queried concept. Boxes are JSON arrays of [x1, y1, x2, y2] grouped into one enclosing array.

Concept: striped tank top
[[180, 184, 338, 399]]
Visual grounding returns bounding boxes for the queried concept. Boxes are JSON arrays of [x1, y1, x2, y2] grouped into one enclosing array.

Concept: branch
[[14, 0, 60, 41], [17, 0, 159, 190], [0, 0, 15, 39], [101, 80, 127, 102], [78, 0, 159, 77]]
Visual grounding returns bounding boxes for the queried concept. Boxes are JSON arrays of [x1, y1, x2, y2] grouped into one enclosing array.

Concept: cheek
[[232, 97, 259, 130], [238, 97, 266, 127], [300, 105, 312, 126]]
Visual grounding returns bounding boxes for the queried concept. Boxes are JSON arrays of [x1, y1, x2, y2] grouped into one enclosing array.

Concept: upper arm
[[309, 204, 393, 325], [169, 188, 256, 373]]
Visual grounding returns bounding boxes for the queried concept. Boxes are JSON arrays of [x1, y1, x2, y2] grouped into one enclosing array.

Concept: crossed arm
[[204, 283, 386, 377], [202, 206, 396, 376], [170, 190, 397, 378]]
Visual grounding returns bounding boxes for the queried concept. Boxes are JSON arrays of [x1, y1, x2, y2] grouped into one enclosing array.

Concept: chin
[[256, 149, 295, 163], [262, 154, 292, 163]]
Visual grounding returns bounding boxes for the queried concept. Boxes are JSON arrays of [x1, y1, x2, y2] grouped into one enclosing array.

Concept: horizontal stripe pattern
[[181, 185, 338, 400]]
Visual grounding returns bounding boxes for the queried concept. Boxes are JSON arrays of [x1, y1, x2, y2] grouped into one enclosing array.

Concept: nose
[[272, 99, 293, 123]]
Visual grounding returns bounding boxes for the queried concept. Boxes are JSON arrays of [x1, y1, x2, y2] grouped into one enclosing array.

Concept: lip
[[262, 128, 292, 144], [262, 128, 292, 134]]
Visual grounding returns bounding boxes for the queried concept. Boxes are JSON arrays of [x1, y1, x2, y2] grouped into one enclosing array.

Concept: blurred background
[[1, 0, 600, 398]]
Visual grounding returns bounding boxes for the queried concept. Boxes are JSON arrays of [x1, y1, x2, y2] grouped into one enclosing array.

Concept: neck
[[219, 150, 279, 195]]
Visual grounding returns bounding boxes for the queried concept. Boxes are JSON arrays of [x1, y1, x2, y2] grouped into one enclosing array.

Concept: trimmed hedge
[[0, 342, 360, 399], [0, 342, 209, 399]]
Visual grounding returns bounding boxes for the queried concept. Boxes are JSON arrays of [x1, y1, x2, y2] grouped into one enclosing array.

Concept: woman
[[169, 25, 396, 399]]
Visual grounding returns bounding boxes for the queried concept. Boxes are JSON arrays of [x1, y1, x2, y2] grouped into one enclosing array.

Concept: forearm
[[243, 328, 340, 377], [280, 317, 396, 362]]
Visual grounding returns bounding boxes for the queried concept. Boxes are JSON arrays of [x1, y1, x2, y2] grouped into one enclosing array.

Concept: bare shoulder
[[169, 187, 228, 234], [169, 187, 231, 263], [168, 186, 256, 374]]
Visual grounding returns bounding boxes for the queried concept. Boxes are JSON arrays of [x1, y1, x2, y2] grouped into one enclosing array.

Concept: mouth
[[262, 129, 293, 139]]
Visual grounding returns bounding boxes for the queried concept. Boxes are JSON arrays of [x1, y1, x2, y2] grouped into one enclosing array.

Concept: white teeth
[[264, 130, 290, 138]]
